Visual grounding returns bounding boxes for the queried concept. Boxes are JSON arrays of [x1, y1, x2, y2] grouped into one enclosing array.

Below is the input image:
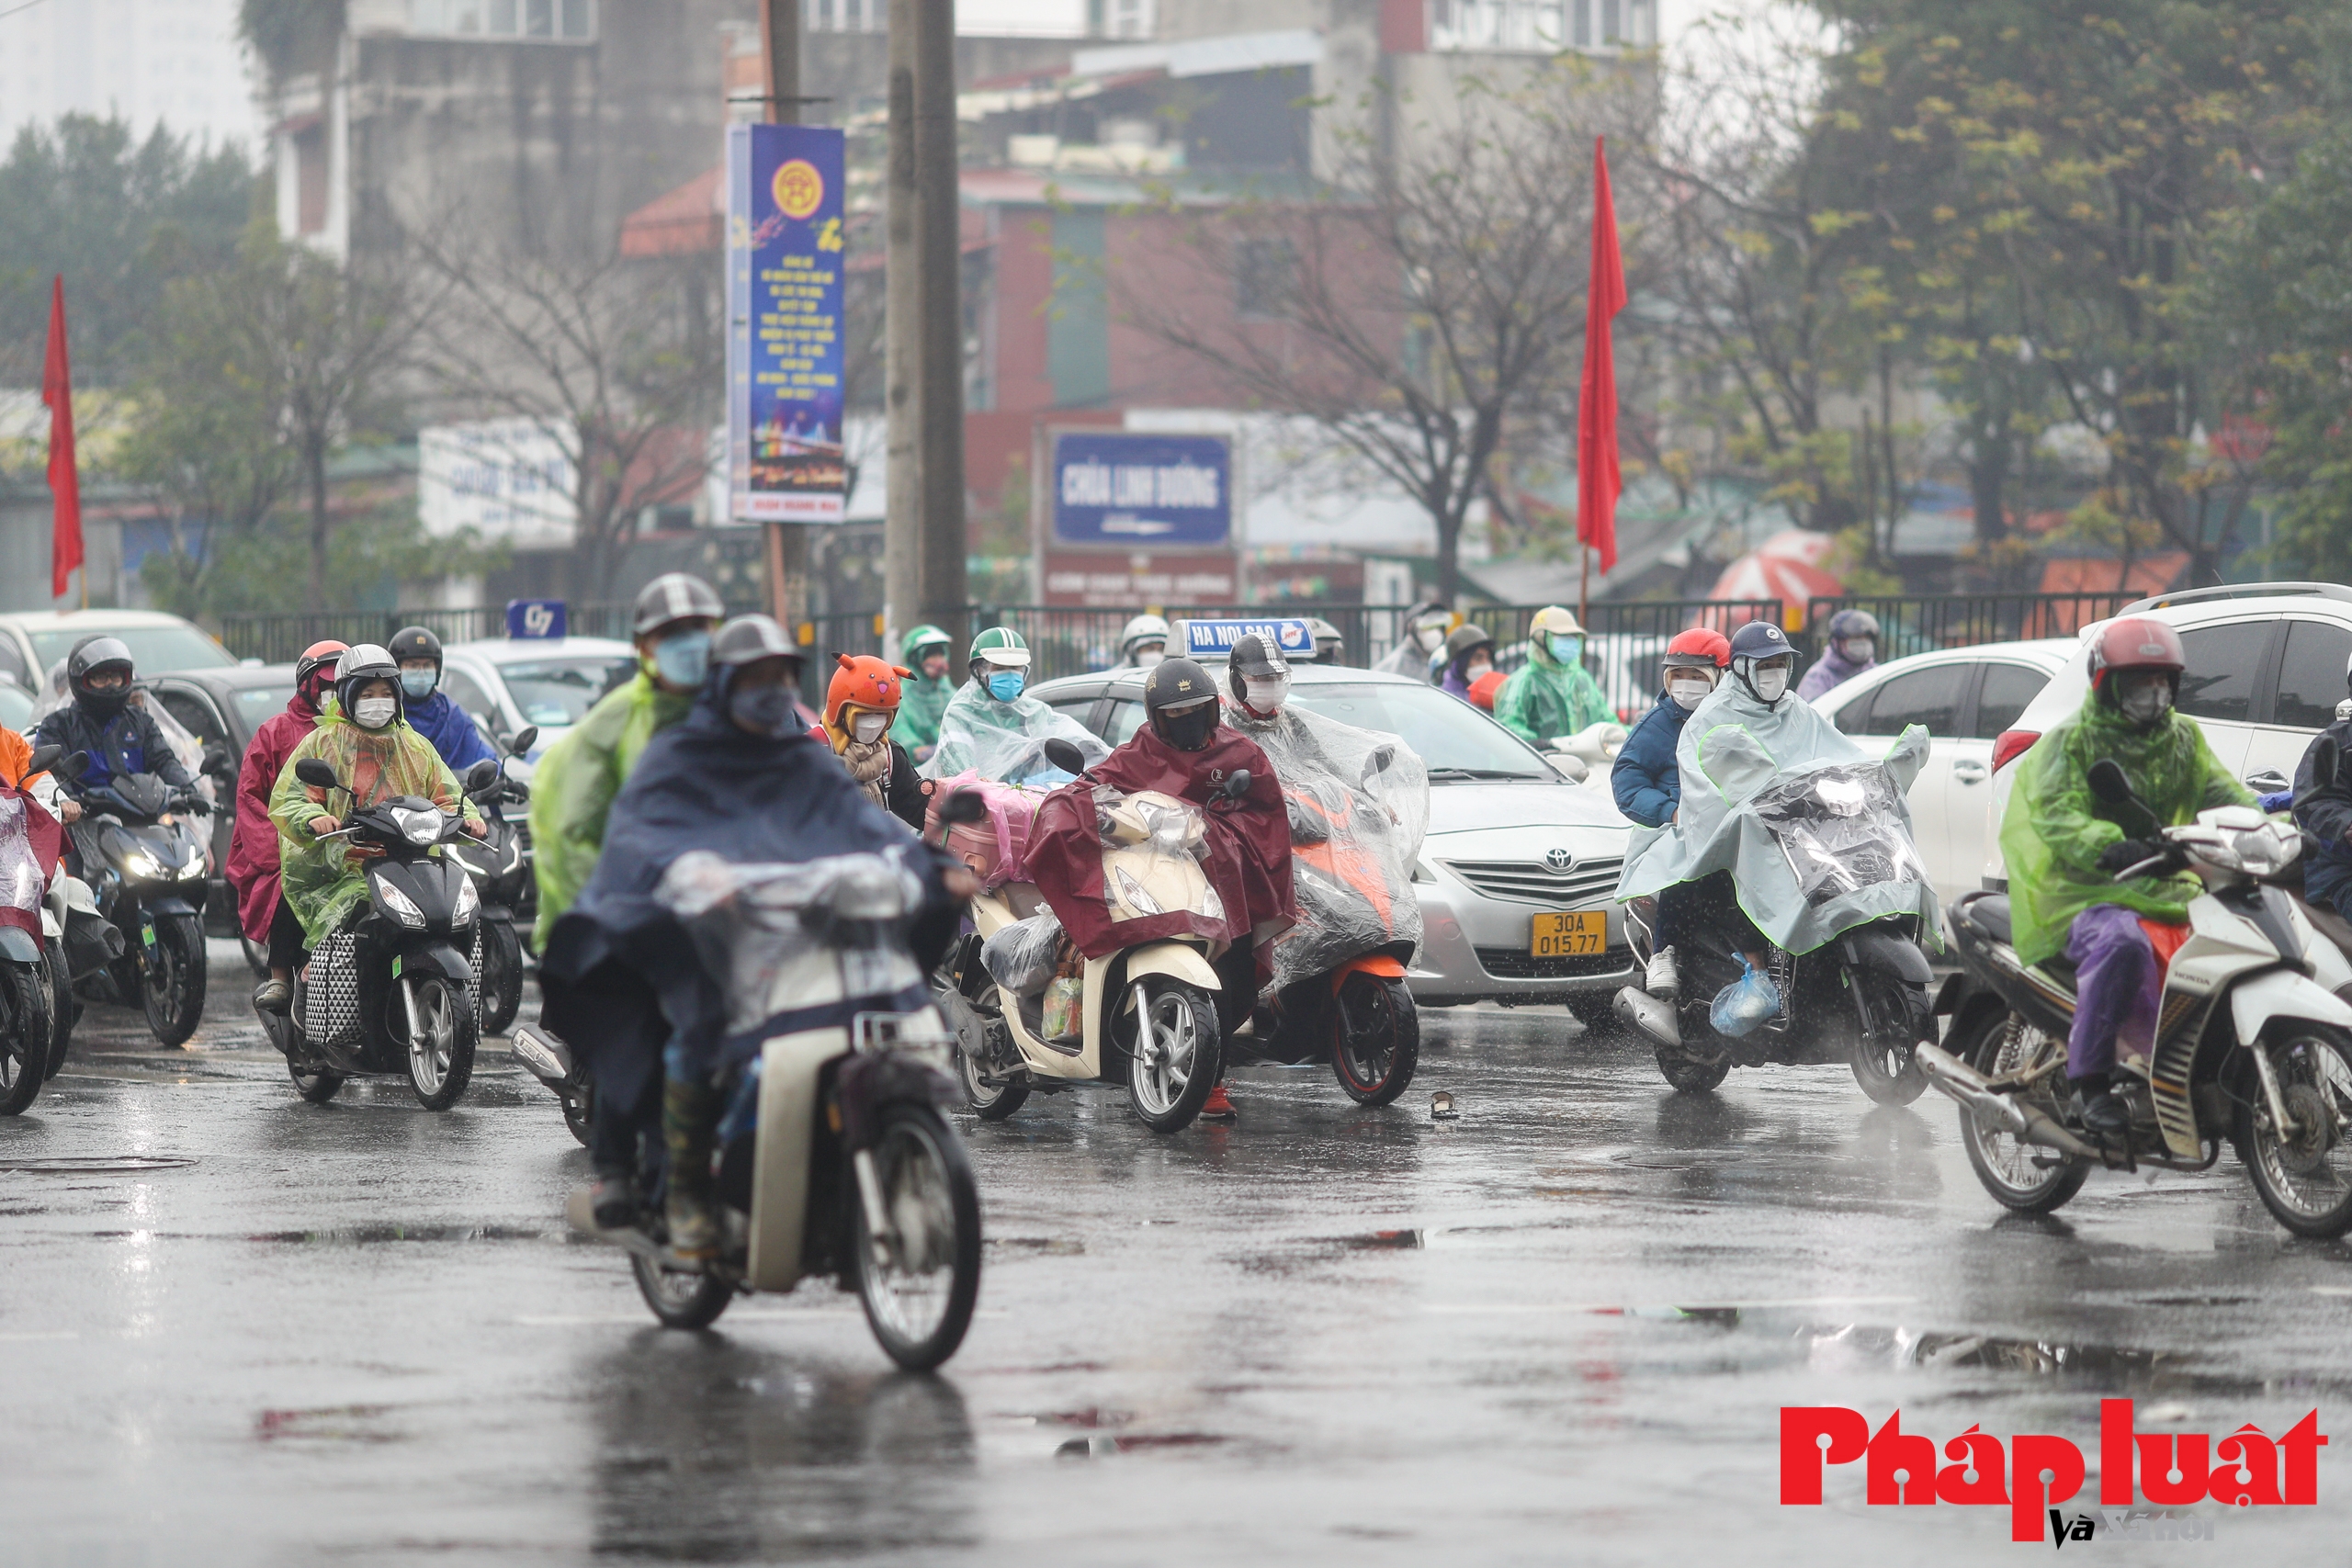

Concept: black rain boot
[[662, 1078, 723, 1258], [2069, 1072, 2130, 1137]]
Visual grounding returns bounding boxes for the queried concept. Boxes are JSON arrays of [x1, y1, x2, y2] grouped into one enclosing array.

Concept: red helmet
[[1663, 626, 1731, 669], [296, 639, 349, 696], [2086, 616, 2186, 691], [826, 653, 910, 727]]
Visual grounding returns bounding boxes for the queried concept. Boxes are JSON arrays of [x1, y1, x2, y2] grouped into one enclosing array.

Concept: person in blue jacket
[[1611, 627, 1729, 1000], [389, 626, 496, 774]]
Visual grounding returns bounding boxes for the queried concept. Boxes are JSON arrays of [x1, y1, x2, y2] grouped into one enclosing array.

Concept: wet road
[[5, 942, 2350, 1564]]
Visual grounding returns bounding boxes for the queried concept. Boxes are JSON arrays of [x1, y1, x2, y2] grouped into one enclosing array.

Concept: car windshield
[[0, 682, 30, 733], [28, 623, 235, 673], [497, 655, 639, 728], [231, 685, 295, 729], [1284, 684, 1555, 779]]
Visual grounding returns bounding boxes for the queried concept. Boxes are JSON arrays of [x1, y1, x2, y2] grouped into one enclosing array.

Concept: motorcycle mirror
[[295, 758, 340, 791], [462, 759, 499, 792], [1222, 767, 1252, 801], [56, 750, 89, 782], [2087, 759, 2132, 807], [23, 744, 61, 779], [937, 789, 989, 826], [201, 747, 230, 775], [510, 726, 539, 756], [1041, 737, 1090, 777]]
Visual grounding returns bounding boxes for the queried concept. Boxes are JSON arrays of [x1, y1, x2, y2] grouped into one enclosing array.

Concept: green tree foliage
[[0, 115, 255, 388]]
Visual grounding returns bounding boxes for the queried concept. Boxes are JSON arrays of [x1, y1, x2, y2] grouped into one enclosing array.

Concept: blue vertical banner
[[728, 122, 847, 523]]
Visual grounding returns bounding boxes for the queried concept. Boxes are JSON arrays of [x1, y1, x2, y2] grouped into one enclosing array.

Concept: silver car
[[439, 636, 641, 774], [1027, 661, 1639, 1015]]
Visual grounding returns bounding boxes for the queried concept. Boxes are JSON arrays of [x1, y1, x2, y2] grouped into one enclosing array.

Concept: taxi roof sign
[[1182, 617, 1314, 661]]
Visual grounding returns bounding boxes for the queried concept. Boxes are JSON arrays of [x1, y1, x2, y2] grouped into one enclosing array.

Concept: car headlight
[[453, 875, 479, 924], [395, 807, 445, 846], [377, 880, 427, 928]]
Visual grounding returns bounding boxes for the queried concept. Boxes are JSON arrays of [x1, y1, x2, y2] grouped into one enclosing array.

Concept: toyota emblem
[[1544, 848, 1575, 874]]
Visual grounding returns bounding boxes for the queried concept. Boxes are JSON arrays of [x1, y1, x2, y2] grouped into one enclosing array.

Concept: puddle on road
[[0, 1156, 196, 1174]]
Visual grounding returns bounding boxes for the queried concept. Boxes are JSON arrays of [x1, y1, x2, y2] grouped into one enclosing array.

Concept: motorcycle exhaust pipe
[[1914, 1042, 2098, 1160], [1612, 986, 1680, 1049], [510, 1022, 574, 1088]]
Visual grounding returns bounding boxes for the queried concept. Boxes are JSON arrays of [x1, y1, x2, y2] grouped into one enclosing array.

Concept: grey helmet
[[333, 643, 404, 727], [632, 572, 725, 637]]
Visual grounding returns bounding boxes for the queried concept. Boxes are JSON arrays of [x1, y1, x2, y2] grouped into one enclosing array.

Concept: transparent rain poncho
[[1227, 701, 1430, 990], [0, 795, 44, 926], [918, 689, 1109, 786], [1615, 681, 1936, 955]]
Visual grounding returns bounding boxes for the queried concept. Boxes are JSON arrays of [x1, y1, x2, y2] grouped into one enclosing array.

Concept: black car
[[150, 666, 298, 957]]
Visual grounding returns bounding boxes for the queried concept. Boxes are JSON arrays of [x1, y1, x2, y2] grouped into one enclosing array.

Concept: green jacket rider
[[1494, 605, 1612, 746]]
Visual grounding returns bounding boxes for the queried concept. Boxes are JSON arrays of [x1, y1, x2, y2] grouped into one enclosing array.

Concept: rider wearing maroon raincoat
[[226, 641, 345, 1011]]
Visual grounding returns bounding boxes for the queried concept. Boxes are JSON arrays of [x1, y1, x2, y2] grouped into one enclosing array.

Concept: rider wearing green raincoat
[[268, 648, 481, 946], [527, 574, 723, 948], [918, 626, 1103, 783], [896, 624, 956, 761], [1495, 605, 1612, 747]]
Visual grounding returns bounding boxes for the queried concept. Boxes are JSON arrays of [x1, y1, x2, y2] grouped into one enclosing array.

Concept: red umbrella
[[1709, 531, 1842, 617]]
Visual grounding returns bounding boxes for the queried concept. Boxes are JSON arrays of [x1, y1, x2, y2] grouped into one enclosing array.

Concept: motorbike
[[566, 846, 982, 1371], [52, 747, 222, 1048], [255, 756, 482, 1109], [933, 739, 1245, 1134], [1613, 757, 1938, 1102], [443, 725, 537, 1035], [1922, 746, 2352, 1238], [0, 745, 68, 1113]]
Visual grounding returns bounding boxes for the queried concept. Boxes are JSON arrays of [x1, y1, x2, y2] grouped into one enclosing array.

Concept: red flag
[[42, 276, 84, 601], [1577, 137, 1624, 574]]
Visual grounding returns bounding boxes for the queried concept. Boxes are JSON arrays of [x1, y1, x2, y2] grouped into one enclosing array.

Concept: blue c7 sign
[[728, 122, 847, 524], [1051, 432, 1231, 547]]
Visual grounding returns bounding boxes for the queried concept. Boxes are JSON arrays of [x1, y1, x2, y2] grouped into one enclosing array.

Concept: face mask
[[1135, 648, 1165, 668], [1669, 676, 1713, 710], [1159, 704, 1219, 751], [1244, 677, 1288, 713], [2120, 680, 2174, 727], [851, 712, 889, 744], [400, 670, 437, 700], [1417, 626, 1448, 653], [1465, 658, 1493, 681], [1750, 665, 1790, 704], [652, 629, 712, 689], [352, 696, 398, 730], [80, 682, 130, 718], [1839, 638, 1874, 666], [1549, 635, 1583, 665], [921, 654, 948, 679], [729, 683, 797, 737], [986, 671, 1025, 703]]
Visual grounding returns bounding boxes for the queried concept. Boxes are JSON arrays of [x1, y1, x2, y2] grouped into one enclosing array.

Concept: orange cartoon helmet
[[827, 653, 911, 729]]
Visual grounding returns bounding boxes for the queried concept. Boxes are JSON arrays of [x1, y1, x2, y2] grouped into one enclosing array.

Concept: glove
[[1284, 796, 1329, 845], [2095, 838, 2159, 875]]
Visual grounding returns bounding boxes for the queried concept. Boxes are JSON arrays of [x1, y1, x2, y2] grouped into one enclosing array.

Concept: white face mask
[[352, 696, 397, 729], [1417, 626, 1447, 652], [1244, 677, 1288, 713], [1669, 676, 1713, 710], [1840, 638, 1874, 666], [851, 712, 889, 744], [1749, 664, 1790, 704], [1135, 648, 1165, 668]]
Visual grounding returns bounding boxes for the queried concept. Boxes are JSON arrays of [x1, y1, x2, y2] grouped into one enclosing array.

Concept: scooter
[[444, 726, 537, 1036], [53, 748, 222, 1048], [257, 756, 481, 1109], [933, 739, 1244, 1133], [0, 744, 69, 1114], [567, 847, 981, 1371], [1924, 746, 2352, 1238]]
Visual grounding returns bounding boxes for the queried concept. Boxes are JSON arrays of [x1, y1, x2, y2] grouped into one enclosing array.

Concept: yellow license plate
[[1531, 909, 1607, 957]]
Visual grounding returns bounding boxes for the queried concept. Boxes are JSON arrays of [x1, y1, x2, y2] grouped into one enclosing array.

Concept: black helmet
[[333, 643, 404, 728], [388, 626, 444, 671], [1143, 657, 1220, 751], [1225, 633, 1289, 704], [1728, 619, 1798, 706], [67, 636, 136, 719], [633, 572, 725, 637]]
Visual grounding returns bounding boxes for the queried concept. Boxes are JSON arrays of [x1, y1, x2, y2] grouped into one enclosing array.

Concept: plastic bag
[[1709, 956, 1781, 1038], [982, 908, 1065, 996]]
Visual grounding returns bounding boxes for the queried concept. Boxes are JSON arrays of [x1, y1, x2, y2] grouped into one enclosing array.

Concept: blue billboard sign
[[505, 599, 567, 639], [1182, 617, 1313, 661], [728, 122, 847, 524], [1051, 432, 1231, 548]]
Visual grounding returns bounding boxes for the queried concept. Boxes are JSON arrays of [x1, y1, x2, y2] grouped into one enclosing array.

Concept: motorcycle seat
[[1956, 892, 2011, 945]]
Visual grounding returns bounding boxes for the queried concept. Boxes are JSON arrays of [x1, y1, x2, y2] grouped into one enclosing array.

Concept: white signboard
[[419, 419, 577, 548]]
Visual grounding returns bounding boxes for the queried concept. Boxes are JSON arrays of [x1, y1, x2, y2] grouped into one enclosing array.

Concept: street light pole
[[912, 0, 968, 649], [884, 0, 922, 656], [760, 0, 808, 637]]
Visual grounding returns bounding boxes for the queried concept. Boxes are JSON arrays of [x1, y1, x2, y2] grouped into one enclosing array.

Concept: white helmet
[[1120, 614, 1172, 661]]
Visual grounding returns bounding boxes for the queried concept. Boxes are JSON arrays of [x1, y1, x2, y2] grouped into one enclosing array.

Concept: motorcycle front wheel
[[239, 932, 270, 979], [401, 975, 478, 1111], [0, 957, 54, 1114], [479, 920, 524, 1036], [1954, 1009, 2086, 1213], [2237, 1025, 2352, 1239], [1331, 971, 1419, 1106], [561, 1079, 594, 1146], [1125, 978, 1220, 1133], [948, 987, 1028, 1122], [1848, 974, 1931, 1106], [631, 1251, 733, 1330], [141, 911, 208, 1048], [44, 951, 73, 1080], [851, 1101, 982, 1371]]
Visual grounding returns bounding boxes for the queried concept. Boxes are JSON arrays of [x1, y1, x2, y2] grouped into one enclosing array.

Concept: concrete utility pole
[[760, 0, 807, 633], [883, 0, 922, 656], [913, 0, 968, 648]]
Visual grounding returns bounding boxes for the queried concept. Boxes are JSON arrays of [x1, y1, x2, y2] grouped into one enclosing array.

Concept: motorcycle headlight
[[179, 856, 209, 880], [121, 851, 163, 881], [453, 875, 479, 924], [2231, 824, 2294, 875], [396, 807, 445, 846], [377, 880, 427, 929], [1114, 866, 1163, 917]]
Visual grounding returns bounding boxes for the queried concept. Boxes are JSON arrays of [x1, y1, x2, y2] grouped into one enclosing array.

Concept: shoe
[[662, 1077, 723, 1258], [252, 978, 290, 1014], [1645, 945, 1680, 1002], [1201, 1084, 1237, 1120], [590, 1175, 636, 1231], [2073, 1088, 2132, 1138], [664, 1190, 718, 1258]]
